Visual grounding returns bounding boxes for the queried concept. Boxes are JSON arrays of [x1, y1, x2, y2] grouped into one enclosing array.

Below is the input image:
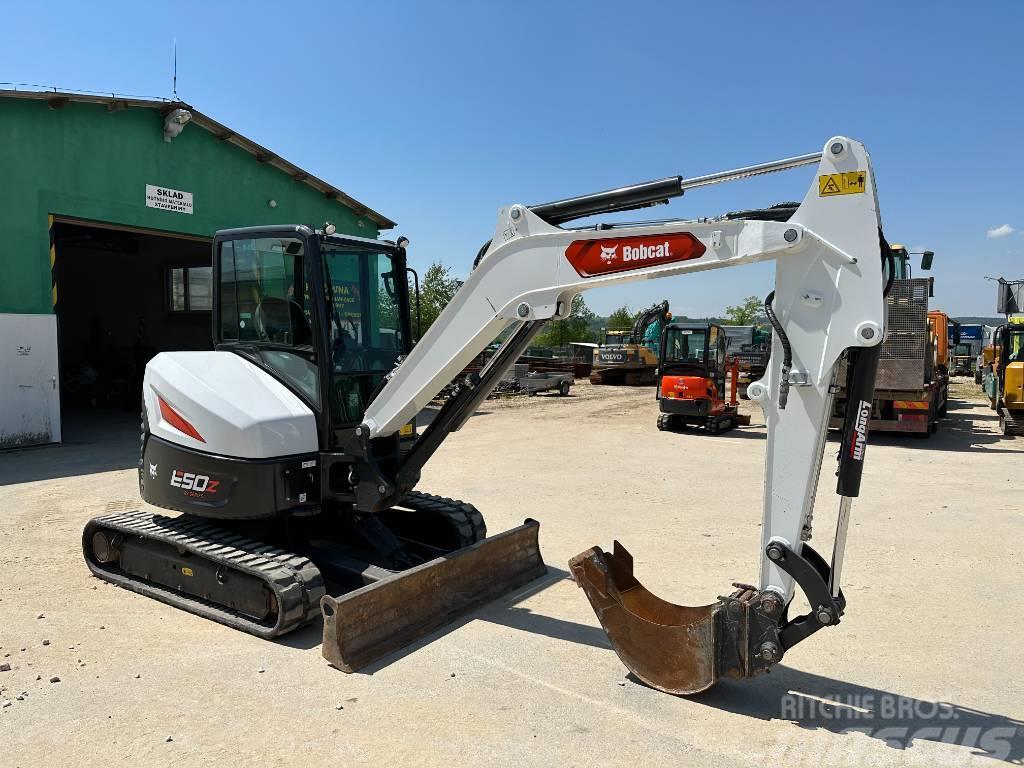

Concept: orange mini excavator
[[656, 321, 749, 434]]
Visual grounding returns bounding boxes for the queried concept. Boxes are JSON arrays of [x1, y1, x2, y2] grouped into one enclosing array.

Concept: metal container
[[839, 278, 930, 390]]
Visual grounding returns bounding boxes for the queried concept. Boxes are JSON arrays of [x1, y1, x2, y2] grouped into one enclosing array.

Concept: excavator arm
[[342, 136, 886, 693], [631, 299, 671, 345]]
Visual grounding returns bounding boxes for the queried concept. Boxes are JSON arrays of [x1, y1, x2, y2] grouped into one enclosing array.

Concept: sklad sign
[[145, 184, 193, 214]]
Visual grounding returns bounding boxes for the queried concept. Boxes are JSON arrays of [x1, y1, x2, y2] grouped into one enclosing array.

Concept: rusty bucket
[[569, 541, 722, 695]]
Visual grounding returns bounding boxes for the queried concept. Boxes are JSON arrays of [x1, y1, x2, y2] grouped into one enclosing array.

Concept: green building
[[0, 89, 394, 448]]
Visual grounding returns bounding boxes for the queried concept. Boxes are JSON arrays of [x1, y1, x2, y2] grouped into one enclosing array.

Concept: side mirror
[[920, 251, 934, 270]]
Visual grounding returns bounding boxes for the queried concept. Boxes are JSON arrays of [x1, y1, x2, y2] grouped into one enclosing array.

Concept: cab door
[[706, 325, 727, 403], [717, 329, 728, 403]]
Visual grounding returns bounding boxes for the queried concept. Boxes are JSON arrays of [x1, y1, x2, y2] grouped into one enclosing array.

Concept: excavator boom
[[341, 136, 886, 692]]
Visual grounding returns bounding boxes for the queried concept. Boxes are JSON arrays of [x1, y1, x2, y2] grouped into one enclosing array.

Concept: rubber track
[[83, 510, 325, 639], [1002, 408, 1024, 436], [398, 490, 487, 544]]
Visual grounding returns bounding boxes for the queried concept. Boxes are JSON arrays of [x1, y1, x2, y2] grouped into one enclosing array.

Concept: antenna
[[172, 38, 178, 99]]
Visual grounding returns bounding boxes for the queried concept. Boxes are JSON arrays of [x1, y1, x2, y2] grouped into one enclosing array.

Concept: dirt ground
[[1, 380, 1022, 767]]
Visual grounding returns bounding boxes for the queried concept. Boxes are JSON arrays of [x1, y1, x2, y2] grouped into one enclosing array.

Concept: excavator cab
[[655, 322, 744, 434], [214, 228, 415, 444]]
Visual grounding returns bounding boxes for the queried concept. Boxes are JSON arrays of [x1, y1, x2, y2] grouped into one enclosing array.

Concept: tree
[[533, 294, 597, 347], [723, 295, 765, 326], [606, 305, 634, 330], [415, 261, 461, 340]]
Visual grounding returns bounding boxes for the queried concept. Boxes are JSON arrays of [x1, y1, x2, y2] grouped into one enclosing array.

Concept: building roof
[[0, 87, 395, 229]]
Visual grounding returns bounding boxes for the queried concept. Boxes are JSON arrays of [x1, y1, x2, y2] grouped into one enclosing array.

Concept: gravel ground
[[1, 381, 1021, 767]]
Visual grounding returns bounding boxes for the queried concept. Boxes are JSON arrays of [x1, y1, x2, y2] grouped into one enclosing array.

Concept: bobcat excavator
[[84, 136, 887, 695]]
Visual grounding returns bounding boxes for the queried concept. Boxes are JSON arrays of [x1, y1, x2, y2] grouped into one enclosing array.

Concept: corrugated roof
[[0, 87, 395, 229]]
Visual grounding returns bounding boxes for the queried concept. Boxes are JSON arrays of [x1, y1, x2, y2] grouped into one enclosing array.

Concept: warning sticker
[[819, 171, 867, 196]]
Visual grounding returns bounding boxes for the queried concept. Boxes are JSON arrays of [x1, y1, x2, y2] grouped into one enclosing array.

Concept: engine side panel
[[144, 351, 318, 459], [140, 435, 320, 519]]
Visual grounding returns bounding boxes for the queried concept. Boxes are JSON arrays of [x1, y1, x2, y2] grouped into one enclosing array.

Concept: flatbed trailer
[[829, 277, 947, 437], [521, 370, 573, 396]]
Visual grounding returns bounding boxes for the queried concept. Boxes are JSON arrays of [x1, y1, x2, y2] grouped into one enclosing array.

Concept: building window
[[168, 265, 212, 312]]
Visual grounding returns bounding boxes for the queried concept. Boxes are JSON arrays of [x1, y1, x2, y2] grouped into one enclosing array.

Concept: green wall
[[0, 97, 381, 314]]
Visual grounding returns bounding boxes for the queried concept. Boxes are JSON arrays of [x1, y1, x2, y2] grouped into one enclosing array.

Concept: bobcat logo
[[149, 463, 159, 479], [600, 245, 618, 264]]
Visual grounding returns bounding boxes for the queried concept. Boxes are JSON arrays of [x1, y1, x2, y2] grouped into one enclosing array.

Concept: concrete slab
[[1, 381, 1021, 766]]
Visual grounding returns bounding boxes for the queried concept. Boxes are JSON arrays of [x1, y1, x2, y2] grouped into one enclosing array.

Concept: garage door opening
[[53, 220, 213, 439]]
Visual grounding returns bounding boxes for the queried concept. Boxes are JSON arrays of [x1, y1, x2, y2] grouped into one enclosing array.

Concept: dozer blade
[[322, 519, 546, 672], [569, 541, 722, 694]]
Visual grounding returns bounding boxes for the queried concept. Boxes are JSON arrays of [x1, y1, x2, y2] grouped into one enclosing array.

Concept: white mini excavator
[[84, 136, 888, 694]]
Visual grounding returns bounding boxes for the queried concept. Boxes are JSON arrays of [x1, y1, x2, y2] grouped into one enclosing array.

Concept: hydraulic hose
[[880, 229, 895, 297], [764, 290, 792, 409], [472, 239, 492, 270]]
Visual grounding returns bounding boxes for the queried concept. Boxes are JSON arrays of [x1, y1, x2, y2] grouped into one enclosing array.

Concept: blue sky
[[4, 1, 1021, 318]]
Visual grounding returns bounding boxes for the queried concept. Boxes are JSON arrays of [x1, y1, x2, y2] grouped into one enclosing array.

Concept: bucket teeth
[[569, 544, 721, 695]]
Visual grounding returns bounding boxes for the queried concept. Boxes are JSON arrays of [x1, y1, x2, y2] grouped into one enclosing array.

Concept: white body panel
[[754, 141, 883, 593], [362, 137, 885, 602], [144, 351, 317, 459], [0, 314, 61, 448]]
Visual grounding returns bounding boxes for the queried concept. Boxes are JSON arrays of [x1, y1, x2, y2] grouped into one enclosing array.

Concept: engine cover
[[144, 351, 318, 459]]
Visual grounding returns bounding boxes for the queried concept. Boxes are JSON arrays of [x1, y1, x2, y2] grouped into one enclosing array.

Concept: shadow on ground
[[340, 568, 604, 673], [669, 424, 767, 440], [276, 568, 595, 657], [686, 666, 1024, 763], [850, 398, 1022, 454], [299, 556, 1023, 764], [1, 408, 140, 485]]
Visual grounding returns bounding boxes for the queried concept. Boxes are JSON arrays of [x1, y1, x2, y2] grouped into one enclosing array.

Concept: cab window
[[219, 237, 312, 345], [218, 237, 318, 406]]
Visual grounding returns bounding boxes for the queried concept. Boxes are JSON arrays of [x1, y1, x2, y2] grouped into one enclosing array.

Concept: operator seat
[[254, 296, 312, 346]]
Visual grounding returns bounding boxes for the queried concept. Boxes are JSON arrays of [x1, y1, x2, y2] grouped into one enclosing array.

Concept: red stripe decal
[[157, 396, 205, 443]]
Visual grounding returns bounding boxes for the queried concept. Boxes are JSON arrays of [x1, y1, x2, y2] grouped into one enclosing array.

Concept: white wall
[[0, 314, 61, 448]]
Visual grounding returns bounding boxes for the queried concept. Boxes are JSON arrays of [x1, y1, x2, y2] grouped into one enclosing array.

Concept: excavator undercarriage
[[85, 492, 545, 670]]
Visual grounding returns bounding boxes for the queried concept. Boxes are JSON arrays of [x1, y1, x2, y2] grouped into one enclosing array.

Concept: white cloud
[[987, 224, 1015, 239]]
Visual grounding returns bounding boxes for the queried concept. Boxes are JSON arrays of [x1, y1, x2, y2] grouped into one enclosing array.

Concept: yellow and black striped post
[[48, 214, 58, 310]]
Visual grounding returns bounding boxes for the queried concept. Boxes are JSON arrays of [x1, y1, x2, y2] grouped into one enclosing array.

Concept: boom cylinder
[[830, 344, 881, 598], [529, 177, 683, 225], [836, 345, 882, 497]]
